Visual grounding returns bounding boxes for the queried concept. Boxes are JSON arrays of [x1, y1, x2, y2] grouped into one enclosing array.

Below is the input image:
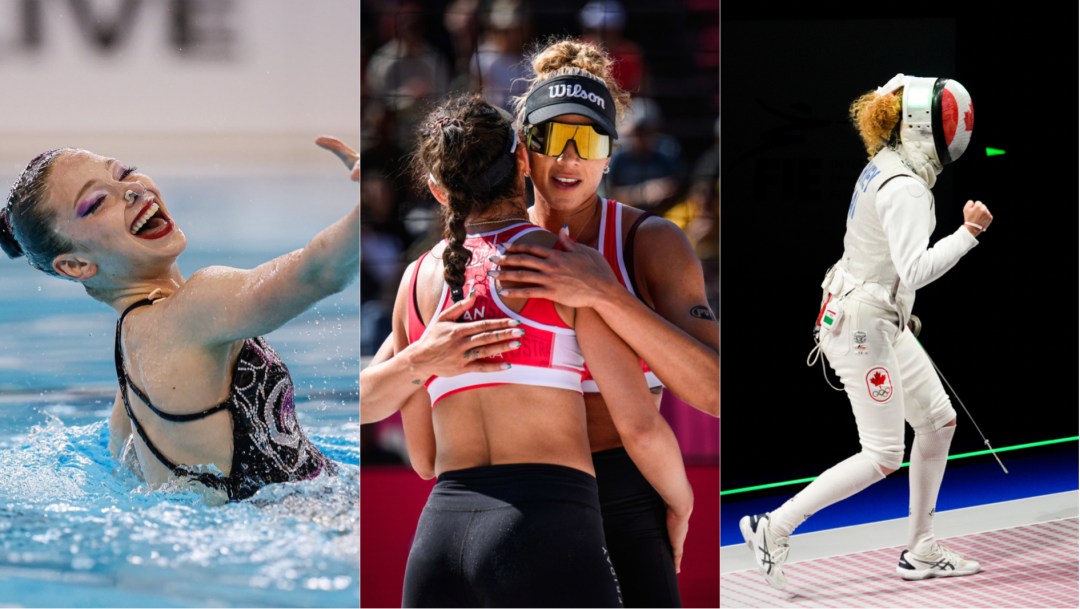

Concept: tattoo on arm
[[411, 378, 423, 385], [690, 305, 716, 320]]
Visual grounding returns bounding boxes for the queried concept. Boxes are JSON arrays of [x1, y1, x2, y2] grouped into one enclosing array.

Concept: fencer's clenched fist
[[962, 200, 993, 236]]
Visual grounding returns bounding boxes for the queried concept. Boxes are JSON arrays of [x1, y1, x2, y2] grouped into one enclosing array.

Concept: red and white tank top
[[580, 198, 663, 393], [407, 223, 586, 406]]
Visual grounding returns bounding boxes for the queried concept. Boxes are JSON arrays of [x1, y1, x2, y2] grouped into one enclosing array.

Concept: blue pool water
[[0, 175, 359, 607]]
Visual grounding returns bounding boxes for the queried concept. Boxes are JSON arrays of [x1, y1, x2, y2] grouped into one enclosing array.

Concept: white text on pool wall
[[0, 0, 357, 137]]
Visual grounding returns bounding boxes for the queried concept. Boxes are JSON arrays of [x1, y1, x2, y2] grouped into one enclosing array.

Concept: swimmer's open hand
[[406, 288, 525, 377], [315, 136, 360, 181]]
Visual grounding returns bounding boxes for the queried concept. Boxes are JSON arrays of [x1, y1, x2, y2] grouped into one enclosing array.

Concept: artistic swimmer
[[0, 138, 360, 501]]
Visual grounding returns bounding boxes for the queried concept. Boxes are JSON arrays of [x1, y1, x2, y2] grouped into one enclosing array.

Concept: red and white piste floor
[[721, 491, 1078, 608]]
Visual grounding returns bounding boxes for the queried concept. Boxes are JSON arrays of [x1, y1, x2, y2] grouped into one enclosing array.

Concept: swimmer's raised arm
[[163, 138, 360, 345], [169, 201, 359, 345]]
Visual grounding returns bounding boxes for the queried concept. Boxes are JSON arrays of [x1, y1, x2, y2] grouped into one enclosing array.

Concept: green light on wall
[[986, 147, 1006, 157]]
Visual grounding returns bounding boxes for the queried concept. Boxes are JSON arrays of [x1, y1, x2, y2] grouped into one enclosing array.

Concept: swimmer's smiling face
[[43, 150, 186, 283]]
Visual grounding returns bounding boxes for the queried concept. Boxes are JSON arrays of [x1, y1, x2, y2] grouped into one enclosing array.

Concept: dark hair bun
[[0, 207, 25, 258]]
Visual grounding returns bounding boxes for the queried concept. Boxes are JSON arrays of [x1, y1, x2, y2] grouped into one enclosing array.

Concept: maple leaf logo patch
[[865, 366, 893, 403]]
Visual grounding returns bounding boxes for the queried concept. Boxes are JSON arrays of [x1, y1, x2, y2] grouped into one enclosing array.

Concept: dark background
[[720, 8, 1078, 491]]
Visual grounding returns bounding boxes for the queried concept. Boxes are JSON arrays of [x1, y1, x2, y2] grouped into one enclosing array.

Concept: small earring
[[124, 190, 138, 203], [603, 165, 610, 174]]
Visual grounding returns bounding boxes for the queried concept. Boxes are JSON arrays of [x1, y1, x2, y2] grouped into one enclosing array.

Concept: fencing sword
[[910, 314, 1009, 474]]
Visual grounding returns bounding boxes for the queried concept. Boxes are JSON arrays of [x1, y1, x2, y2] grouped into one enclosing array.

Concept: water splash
[[0, 407, 358, 607]]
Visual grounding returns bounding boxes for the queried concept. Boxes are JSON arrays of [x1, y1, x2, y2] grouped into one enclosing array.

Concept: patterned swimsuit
[[114, 299, 335, 500]]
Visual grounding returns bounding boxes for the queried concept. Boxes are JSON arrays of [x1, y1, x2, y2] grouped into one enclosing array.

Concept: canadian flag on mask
[[940, 80, 974, 164]]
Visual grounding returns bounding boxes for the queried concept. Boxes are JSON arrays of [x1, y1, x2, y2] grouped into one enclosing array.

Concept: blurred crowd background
[[359, 0, 719, 465]]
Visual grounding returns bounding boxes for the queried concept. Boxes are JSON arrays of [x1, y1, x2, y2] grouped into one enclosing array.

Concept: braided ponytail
[[412, 95, 522, 301], [441, 192, 471, 301]]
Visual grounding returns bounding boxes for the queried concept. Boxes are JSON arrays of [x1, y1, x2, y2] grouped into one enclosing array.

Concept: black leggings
[[402, 463, 623, 608], [594, 447, 682, 608]]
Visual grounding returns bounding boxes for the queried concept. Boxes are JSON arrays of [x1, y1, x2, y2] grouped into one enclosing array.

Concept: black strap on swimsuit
[[116, 300, 230, 422], [114, 298, 228, 489], [623, 211, 655, 304]]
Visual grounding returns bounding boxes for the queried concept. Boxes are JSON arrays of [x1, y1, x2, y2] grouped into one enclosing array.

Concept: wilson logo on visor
[[547, 83, 607, 109]]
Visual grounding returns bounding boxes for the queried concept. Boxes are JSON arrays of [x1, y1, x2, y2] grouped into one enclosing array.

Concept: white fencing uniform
[[761, 76, 985, 569], [818, 147, 977, 469], [770, 145, 979, 546]]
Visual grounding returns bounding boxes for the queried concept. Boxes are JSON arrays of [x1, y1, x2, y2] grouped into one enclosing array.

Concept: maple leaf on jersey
[[870, 371, 887, 386]]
